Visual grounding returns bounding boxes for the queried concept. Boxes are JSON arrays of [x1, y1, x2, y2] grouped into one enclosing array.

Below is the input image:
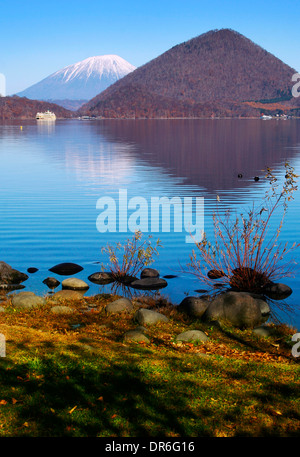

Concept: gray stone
[[62, 277, 89, 290], [176, 330, 208, 343], [178, 296, 209, 318], [105, 298, 133, 314], [203, 291, 268, 328], [123, 330, 150, 343], [263, 282, 292, 300], [130, 277, 168, 290], [11, 291, 46, 309], [140, 268, 160, 279], [135, 308, 169, 325], [0, 306, 5, 312], [50, 305, 74, 314], [0, 261, 28, 285], [88, 272, 114, 285], [51, 289, 85, 301]]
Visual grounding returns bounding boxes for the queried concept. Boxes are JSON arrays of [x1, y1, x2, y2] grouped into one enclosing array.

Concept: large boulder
[[203, 291, 270, 328], [0, 261, 28, 285], [178, 296, 209, 318], [135, 308, 169, 325], [11, 291, 46, 310]]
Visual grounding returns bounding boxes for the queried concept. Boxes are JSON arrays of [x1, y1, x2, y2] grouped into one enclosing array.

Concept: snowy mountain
[[17, 55, 136, 107]]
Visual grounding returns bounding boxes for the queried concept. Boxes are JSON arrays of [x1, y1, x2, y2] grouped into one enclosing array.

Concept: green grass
[[0, 293, 299, 437]]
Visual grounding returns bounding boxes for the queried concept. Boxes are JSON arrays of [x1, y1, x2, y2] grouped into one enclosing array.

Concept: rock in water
[[130, 277, 168, 290], [207, 269, 225, 279], [0, 261, 28, 285], [43, 277, 61, 288], [88, 272, 114, 285], [49, 262, 83, 275], [62, 277, 89, 290], [140, 268, 160, 278], [263, 282, 292, 300]]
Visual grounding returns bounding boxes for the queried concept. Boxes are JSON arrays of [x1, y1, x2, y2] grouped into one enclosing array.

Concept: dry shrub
[[186, 163, 300, 295]]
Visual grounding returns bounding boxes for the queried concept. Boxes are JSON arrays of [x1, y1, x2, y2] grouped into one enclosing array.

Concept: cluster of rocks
[[178, 292, 271, 329], [4, 291, 209, 344], [0, 261, 294, 335], [88, 267, 168, 291], [0, 261, 170, 293]]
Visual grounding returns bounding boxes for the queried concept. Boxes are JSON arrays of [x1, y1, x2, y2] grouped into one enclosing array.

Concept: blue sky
[[1, 0, 299, 94]]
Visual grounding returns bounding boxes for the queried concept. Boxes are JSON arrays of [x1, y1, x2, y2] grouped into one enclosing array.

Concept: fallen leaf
[[111, 414, 117, 419], [97, 396, 104, 401]]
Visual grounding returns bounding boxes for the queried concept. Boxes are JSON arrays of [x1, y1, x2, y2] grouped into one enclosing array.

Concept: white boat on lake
[[36, 110, 56, 120]]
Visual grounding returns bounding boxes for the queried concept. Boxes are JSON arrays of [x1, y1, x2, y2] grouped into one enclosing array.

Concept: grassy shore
[[0, 292, 299, 437]]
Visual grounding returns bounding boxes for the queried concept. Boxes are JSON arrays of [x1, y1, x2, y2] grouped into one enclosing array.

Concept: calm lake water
[[0, 118, 300, 329]]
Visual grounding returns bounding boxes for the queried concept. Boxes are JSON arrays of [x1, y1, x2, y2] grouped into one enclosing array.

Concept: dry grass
[[0, 292, 299, 437]]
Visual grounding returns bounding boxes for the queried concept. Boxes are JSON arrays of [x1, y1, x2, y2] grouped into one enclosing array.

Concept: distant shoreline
[[2, 116, 300, 121]]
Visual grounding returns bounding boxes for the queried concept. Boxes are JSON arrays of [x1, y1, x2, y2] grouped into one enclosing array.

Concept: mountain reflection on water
[[0, 119, 300, 329]]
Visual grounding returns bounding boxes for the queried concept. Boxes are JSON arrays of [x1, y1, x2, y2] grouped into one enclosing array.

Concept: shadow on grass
[[0, 343, 212, 437], [0, 337, 299, 437]]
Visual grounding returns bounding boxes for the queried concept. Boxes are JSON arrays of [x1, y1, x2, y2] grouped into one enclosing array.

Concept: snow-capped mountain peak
[[54, 55, 135, 82], [17, 55, 136, 103]]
